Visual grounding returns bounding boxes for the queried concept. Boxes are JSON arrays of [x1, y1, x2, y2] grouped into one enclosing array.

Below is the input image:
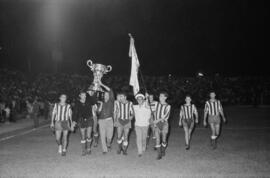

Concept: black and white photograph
[[0, 0, 269, 177]]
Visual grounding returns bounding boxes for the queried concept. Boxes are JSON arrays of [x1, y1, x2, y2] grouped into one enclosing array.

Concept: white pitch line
[[0, 124, 49, 142]]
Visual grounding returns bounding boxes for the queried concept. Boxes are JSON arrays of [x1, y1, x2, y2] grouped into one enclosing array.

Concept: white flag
[[129, 35, 140, 95]]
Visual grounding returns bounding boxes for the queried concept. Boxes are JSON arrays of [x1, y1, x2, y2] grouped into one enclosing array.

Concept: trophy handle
[[86, 59, 93, 70], [106, 65, 112, 73]]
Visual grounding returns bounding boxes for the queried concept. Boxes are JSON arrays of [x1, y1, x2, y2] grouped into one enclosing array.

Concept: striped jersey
[[180, 104, 198, 119], [114, 100, 120, 114], [154, 103, 171, 122], [118, 101, 133, 120], [52, 103, 72, 121], [204, 100, 223, 116], [149, 101, 158, 112]]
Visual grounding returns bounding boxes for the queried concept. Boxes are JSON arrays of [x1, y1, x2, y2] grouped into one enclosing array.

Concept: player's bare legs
[[161, 127, 168, 156], [80, 128, 87, 156], [55, 130, 62, 154], [183, 126, 190, 148], [62, 130, 69, 155], [122, 127, 130, 155], [80, 128, 86, 154], [213, 124, 221, 148], [215, 124, 220, 137], [86, 127, 93, 154], [210, 123, 217, 149], [155, 127, 161, 150], [188, 123, 195, 149], [117, 127, 124, 154], [93, 118, 99, 147]]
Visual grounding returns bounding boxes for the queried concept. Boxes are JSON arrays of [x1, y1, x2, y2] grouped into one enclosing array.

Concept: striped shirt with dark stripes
[[204, 100, 223, 116], [118, 101, 133, 120], [154, 103, 171, 122], [150, 101, 158, 112], [114, 101, 120, 114], [52, 103, 72, 121], [180, 104, 198, 119]]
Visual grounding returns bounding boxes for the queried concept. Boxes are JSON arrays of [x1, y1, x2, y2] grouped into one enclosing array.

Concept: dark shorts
[[182, 119, 194, 129], [116, 119, 131, 129], [55, 120, 70, 131], [208, 115, 221, 125], [119, 119, 130, 126], [79, 117, 93, 129], [155, 121, 169, 133]]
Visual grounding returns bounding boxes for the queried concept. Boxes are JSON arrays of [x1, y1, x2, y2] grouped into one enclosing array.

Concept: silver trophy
[[86, 59, 112, 92]]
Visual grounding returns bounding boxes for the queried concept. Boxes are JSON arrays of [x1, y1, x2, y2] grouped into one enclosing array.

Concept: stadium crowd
[[0, 68, 269, 123]]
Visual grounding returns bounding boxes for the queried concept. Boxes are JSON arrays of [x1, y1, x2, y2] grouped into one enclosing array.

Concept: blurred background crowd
[[1, 68, 270, 123]]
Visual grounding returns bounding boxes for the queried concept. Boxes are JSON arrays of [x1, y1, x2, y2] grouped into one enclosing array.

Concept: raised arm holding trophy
[[86, 59, 112, 101]]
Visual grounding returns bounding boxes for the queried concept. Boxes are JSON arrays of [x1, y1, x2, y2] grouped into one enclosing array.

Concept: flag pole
[[128, 33, 155, 121], [138, 66, 148, 94], [128, 33, 149, 94]]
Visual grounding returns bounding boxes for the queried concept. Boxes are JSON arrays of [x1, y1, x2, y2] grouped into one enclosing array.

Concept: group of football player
[[50, 83, 226, 160]]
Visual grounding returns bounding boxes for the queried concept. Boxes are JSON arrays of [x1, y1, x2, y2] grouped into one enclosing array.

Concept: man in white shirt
[[133, 93, 151, 157]]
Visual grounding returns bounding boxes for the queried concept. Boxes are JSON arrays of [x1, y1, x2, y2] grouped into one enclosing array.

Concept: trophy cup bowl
[[86, 59, 112, 93]]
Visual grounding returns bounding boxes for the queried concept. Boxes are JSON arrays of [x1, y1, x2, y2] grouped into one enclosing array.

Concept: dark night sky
[[0, 0, 268, 76]]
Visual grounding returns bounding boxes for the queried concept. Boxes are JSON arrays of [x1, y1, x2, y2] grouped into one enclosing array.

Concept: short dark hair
[[79, 90, 86, 95], [118, 91, 127, 96], [159, 91, 169, 98]]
